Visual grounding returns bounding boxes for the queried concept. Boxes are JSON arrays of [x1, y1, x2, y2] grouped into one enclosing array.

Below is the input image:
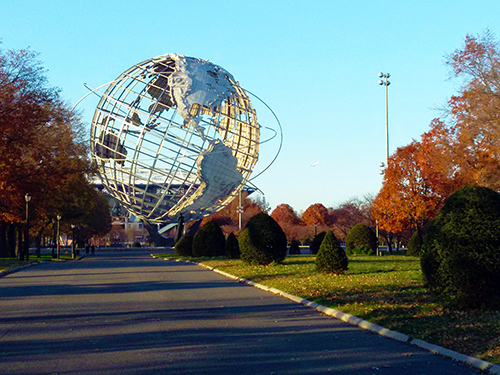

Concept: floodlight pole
[[378, 72, 391, 168], [378, 72, 392, 254]]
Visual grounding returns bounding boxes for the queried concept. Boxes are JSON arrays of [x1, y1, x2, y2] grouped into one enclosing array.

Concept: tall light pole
[[378, 72, 392, 254], [378, 72, 391, 170], [25, 193, 31, 261]]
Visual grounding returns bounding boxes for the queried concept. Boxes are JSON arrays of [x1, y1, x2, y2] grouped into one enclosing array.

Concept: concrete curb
[[152, 255, 500, 374]]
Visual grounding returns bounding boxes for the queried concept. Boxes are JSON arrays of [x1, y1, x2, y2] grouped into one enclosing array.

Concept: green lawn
[[153, 253, 500, 364], [0, 254, 74, 273]]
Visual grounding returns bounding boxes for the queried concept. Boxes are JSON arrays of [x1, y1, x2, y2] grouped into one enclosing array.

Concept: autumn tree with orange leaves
[[0, 46, 110, 258], [445, 31, 500, 190], [301, 203, 330, 226], [271, 204, 300, 226], [372, 141, 440, 236], [271, 203, 301, 241], [373, 31, 500, 239]]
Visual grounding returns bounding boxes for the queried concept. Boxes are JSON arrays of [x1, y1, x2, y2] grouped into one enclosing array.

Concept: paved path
[[0, 252, 481, 375]]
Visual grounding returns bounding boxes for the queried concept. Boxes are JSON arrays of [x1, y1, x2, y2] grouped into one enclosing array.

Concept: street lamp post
[[378, 72, 391, 169], [25, 193, 31, 260], [71, 224, 75, 259], [56, 215, 61, 259], [51, 219, 56, 258]]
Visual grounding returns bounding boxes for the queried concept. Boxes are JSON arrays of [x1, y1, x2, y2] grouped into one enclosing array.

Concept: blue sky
[[2, 0, 500, 213]]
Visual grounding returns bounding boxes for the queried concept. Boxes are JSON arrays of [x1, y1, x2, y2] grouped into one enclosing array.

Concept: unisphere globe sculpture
[[89, 54, 261, 225]]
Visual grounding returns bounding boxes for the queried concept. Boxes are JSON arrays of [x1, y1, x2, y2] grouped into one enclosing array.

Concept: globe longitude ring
[[88, 54, 276, 227]]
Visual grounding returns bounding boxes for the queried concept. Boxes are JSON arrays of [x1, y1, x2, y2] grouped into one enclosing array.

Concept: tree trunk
[[7, 223, 17, 258], [386, 232, 393, 254], [0, 220, 7, 258], [16, 224, 23, 260], [36, 226, 45, 258]]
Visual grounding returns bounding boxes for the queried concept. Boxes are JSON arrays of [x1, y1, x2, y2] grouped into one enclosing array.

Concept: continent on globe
[[170, 141, 243, 220], [146, 54, 238, 139]]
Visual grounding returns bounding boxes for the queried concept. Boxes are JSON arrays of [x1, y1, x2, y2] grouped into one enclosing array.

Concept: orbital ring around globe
[[80, 54, 282, 228]]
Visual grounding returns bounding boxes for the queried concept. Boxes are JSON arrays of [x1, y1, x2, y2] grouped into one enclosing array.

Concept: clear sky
[[1, 0, 500, 213]]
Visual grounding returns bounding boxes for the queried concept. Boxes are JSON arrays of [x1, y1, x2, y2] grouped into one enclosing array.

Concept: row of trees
[[0, 46, 111, 258], [204, 194, 374, 246], [207, 32, 500, 253], [270, 199, 374, 244], [372, 30, 500, 244]]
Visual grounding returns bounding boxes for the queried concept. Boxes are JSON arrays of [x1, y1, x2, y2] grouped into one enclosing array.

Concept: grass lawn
[[153, 253, 500, 364], [0, 254, 74, 273]]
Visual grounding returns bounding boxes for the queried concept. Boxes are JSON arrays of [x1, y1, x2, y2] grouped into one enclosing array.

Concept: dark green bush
[[239, 213, 287, 265], [345, 223, 377, 255], [421, 186, 500, 307], [289, 239, 301, 255], [225, 232, 240, 259], [407, 229, 423, 257], [315, 230, 348, 274], [174, 234, 193, 256], [310, 231, 326, 254], [192, 219, 225, 257]]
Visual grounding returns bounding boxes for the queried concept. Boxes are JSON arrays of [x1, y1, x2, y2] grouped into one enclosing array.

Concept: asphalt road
[[0, 252, 481, 375]]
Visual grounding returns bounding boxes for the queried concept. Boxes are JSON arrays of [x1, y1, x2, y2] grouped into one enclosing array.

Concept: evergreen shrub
[[239, 213, 287, 265], [310, 231, 326, 254], [315, 230, 348, 274], [421, 186, 500, 307], [174, 234, 193, 257], [407, 229, 423, 257], [192, 219, 225, 257], [289, 239, 301, 255], [345, 223, 377, 255], [225, 232, 240, 259]]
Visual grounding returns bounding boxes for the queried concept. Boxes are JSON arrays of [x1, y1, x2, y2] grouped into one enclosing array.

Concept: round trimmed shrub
[[225, 232, 240, 259], [239, 213, 287, 265], [407, 229, 423, 257], [315, 230, 348, 274], [174, 234, 193, 256], [345, 224, 377, 255], [421, 186, 500, 307], [310, 231, 326, 254], [289, 239, 300, 255], [192, 219, 225, 257]]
